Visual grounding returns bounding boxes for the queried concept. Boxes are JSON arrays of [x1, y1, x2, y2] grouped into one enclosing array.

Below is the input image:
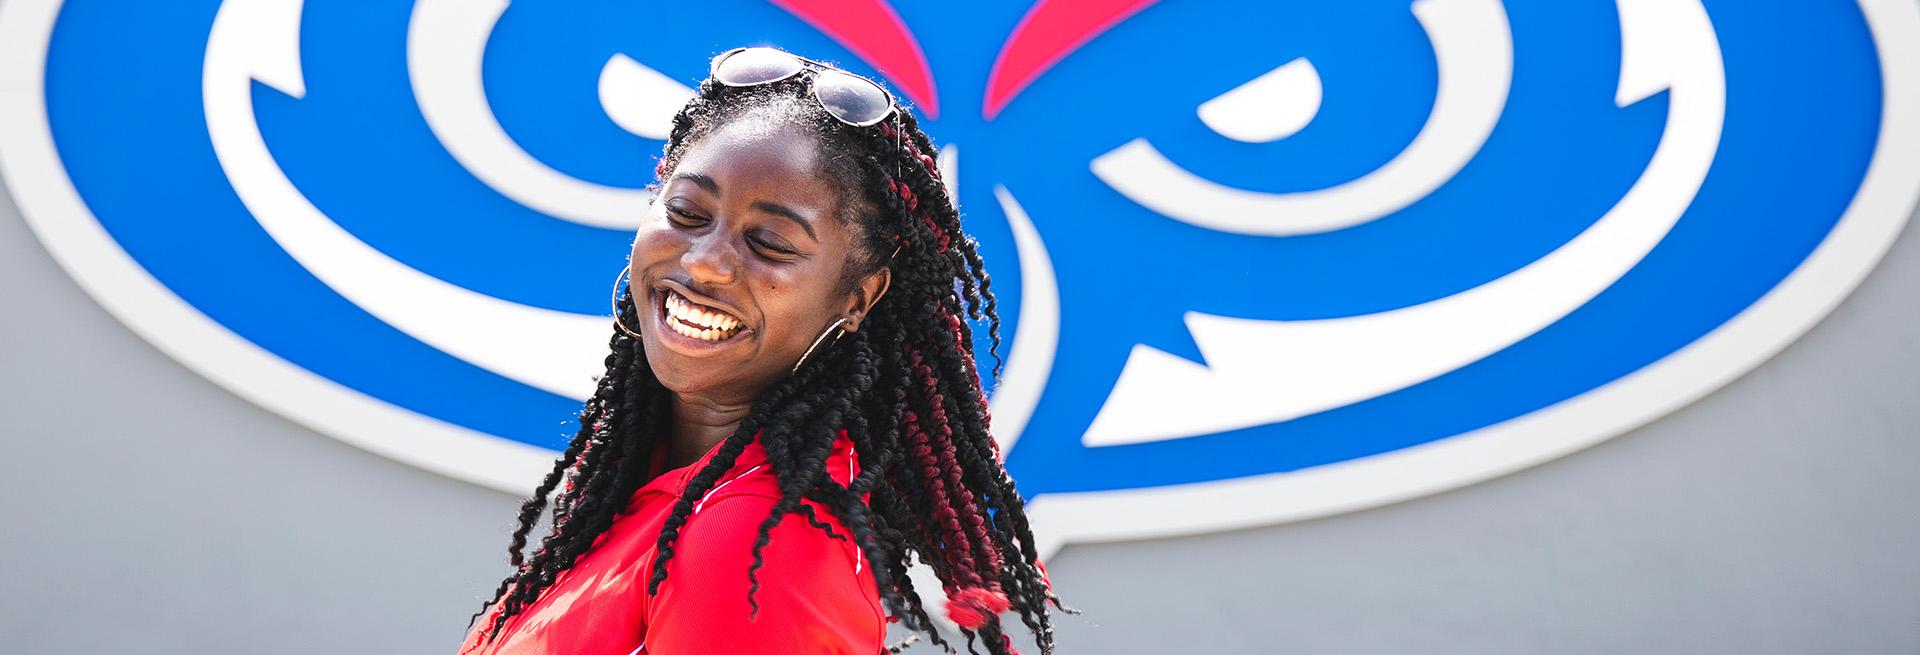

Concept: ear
[[841, 266, 892, 332]]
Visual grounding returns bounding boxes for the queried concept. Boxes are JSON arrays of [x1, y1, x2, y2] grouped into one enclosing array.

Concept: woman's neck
[[666, 390, 757, 469]]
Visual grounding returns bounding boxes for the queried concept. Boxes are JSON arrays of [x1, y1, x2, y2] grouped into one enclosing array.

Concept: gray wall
[[4, 169, 1917, 652]]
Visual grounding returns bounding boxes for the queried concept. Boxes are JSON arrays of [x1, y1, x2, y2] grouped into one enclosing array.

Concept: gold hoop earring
[[612, 264, 643, 339], [793, 316, 849, 374]]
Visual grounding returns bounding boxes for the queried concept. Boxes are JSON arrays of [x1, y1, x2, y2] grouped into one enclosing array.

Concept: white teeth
[[663, 289, 742, 340]]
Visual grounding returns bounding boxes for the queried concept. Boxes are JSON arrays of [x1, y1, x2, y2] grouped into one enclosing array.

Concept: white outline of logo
[[2, 0, 1915, 558]]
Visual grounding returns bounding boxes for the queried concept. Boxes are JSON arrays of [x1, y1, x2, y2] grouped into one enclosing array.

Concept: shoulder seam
[[691, 463, 767, 514]]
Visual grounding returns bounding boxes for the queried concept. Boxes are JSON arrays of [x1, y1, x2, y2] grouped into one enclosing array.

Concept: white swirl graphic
[[1084, 0, 1727, 446], [205, 0, 611, 400], [1197, 57, 1323, 144], [1091, 0, 1513, 237], [407, 0, 689, 230]]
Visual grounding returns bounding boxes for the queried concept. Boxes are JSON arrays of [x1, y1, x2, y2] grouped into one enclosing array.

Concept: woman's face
[[630, 118, 890, 400]]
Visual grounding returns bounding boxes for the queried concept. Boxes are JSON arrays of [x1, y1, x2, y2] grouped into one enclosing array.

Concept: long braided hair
[[466, 67, 1072, 654]]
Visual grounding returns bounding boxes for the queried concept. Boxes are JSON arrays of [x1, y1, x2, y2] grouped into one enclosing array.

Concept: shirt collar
[[633, 428, 769, 502]]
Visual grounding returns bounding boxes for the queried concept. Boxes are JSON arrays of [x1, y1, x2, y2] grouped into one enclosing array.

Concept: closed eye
[[665, 205, 706, 226], [751, 234, 799, 259], [664, 204, 800, 260]]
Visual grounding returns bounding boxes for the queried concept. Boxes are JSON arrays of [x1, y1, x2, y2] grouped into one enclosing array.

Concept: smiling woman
[[458, 47, 1071, 655]]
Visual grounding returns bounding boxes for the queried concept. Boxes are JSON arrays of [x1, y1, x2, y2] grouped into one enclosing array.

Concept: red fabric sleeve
[[644, 495, 884, 654]]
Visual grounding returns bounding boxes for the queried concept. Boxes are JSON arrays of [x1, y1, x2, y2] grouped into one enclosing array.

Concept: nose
[[681, 230, 739, 286]]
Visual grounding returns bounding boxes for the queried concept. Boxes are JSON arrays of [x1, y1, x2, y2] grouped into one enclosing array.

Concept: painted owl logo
[[3, 0, 1915, 555]]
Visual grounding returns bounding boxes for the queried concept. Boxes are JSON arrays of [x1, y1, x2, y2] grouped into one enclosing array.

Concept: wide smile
[[651, 286, 751, 354]]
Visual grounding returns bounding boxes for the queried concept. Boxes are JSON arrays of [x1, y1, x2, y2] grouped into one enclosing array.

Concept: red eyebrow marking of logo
[[770, 0, 940, 118], [983, 0, 1160, 120]]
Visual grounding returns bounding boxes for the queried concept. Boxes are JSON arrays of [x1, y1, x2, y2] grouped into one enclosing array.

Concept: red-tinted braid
[[560, 425, 603, 496], [900, 406, 981, 590], [880, 120, 954, 255], [887, 178, 952, 254], [911, 347, 1008, 588], [879, 121, 941, 181], [937, 308, 1001, 463], [906, 348, 1015, 640]]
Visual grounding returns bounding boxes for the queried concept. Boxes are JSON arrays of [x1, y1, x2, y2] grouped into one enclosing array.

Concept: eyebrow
[[671, 171, 820, 242]]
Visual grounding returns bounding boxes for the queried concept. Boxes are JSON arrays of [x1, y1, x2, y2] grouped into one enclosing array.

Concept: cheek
[[756, 277, 827, 335], [760, 274, 850, 332], [630, 224, 682, 263]]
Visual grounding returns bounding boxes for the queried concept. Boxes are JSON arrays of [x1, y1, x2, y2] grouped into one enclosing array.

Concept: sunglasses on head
[[709, 46, 900, 127]]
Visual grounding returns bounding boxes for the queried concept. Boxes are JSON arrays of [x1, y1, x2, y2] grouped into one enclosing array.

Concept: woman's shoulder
[[678, 486, 858, 556], [650, 491, 884, 652], [663, 431, 871, 582], [671, 470, 872, 594], [652, 489, 879, 610], [682, 491, 806, 527], [689, 431, 864, 512]]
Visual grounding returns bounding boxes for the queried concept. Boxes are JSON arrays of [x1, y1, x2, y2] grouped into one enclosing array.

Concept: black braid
[[468, 65, 1065, 654]]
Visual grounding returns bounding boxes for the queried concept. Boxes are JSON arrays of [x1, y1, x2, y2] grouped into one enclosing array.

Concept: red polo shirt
[[459, 429, 885, 654]]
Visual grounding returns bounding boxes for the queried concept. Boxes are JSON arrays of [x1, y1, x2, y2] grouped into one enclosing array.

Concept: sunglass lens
[[813, 70, 894, 126], [713, 47, 803, 86]]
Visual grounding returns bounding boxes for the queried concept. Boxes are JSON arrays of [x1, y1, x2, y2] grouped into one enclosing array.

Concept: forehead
[[672, 119, 846, 218]]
